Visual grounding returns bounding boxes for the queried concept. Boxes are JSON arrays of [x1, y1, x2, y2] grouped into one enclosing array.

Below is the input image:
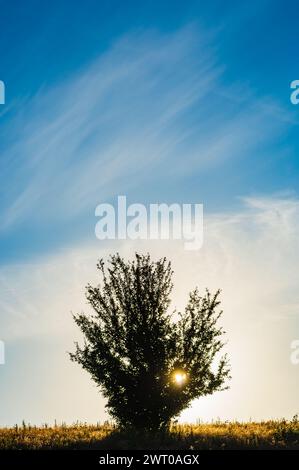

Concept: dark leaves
[[70, 253, 230, 430]]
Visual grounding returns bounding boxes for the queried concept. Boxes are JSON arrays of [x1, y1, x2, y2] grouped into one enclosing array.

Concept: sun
[[173, 371, 187, 386]]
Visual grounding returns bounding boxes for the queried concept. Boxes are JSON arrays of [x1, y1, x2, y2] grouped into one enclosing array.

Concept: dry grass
[[0, 418, 298, 449]]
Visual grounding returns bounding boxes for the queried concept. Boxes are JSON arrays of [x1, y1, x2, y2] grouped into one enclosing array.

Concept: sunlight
[[173, 371, 187, 386]]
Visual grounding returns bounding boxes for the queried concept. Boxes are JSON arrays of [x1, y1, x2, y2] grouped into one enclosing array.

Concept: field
[[0, 418, 298, 450]]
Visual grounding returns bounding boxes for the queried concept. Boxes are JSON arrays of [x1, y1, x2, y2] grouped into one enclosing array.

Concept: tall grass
[[0, 418, 298, 449]]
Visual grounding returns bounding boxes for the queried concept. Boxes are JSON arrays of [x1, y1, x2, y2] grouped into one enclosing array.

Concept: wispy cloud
[[0, 27, 216, 229], [0, 25, 292, 234]]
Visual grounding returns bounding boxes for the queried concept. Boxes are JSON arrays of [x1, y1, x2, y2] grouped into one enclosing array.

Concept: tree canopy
[[70, 253, 230, 430]]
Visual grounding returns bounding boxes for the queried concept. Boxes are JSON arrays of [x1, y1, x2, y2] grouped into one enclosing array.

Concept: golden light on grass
[[172, 370, 187, 386]]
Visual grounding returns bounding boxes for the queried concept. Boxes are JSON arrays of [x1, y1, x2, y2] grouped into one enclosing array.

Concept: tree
[[70, 253, 230, 431]]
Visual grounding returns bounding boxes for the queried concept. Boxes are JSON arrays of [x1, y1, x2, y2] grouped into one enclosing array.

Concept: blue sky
[[0, 0, 299, 263], [1, 0, 299, 425]]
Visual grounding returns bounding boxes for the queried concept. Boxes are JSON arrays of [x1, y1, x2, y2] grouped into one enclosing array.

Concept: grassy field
[[0, 418, 299, 450]]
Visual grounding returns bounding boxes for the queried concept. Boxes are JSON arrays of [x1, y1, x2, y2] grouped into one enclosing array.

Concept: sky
[[0, 0, 299, 426]]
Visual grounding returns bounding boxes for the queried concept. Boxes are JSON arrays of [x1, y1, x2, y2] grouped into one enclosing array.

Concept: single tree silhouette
[[70, 253, 230, 431]]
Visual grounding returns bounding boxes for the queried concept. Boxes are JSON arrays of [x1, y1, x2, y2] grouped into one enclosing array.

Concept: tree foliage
[[70, 253, 230, 430]]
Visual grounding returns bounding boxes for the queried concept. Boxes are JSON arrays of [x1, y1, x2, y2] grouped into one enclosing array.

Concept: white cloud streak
[[0, 26, 291, 232]]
